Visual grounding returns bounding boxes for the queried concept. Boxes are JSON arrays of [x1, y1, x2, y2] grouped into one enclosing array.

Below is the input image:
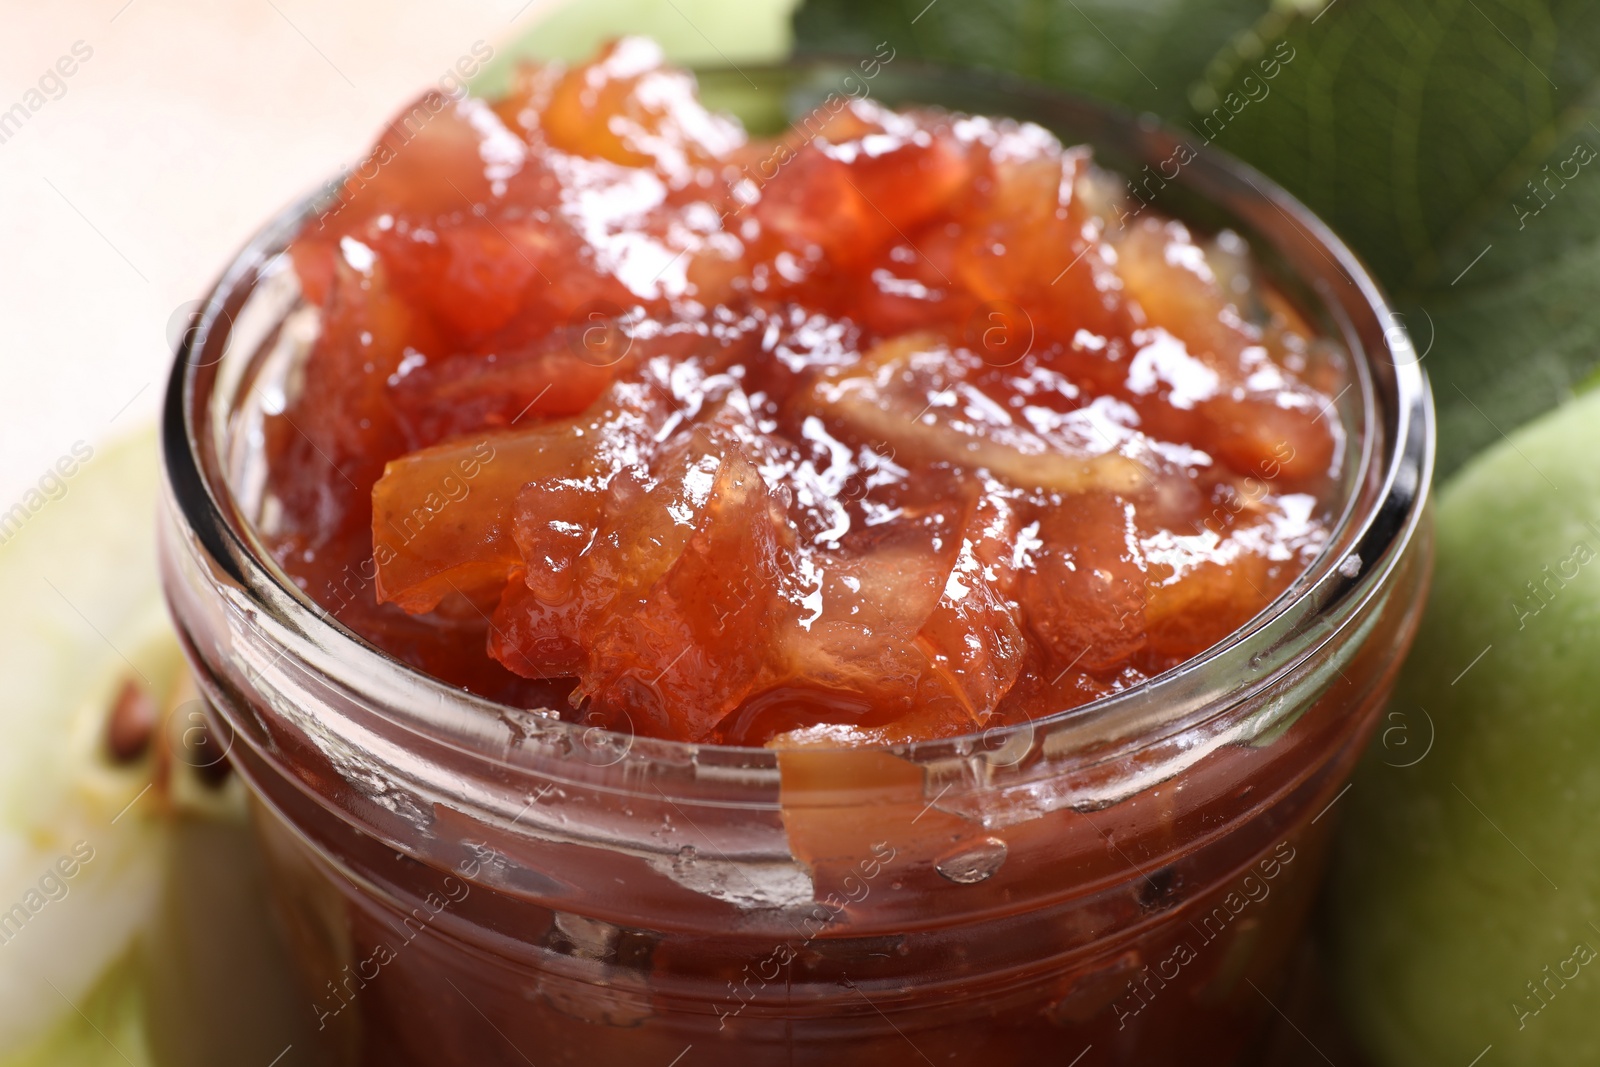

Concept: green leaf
[[793, 0, 1274, 120]]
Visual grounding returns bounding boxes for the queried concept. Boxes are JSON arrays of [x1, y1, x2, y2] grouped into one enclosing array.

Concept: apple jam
[[162, 38, 1433, 1067], [264, 37, 1345, 747]]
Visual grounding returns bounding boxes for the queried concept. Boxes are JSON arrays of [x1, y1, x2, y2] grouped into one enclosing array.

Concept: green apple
[[1332, 386, 1600, 1065], [0, 429, 172, 1064], [0, 429, 314, 1067]]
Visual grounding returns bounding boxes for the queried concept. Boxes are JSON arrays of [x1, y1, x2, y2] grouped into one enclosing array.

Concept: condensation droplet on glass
[[935, 837, 1008, 884]]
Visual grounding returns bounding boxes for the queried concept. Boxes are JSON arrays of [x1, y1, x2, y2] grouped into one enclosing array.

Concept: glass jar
[[158, 59, 1432, 1067]]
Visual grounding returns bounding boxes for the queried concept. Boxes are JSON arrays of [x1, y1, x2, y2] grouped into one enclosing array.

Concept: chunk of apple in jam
[[294, 91, 555, 307], [741, 506, 969, 741], [482, 395, 792, 740], [264, 247, 430, 581], [736, 100, 972, 281], [372, 426, 577, 616], [387, 329, 624, 447], [1019, 491, 1152, 675], [884, 127, 1131, 350], [575, 426, 790, 741], [1112, 217, 1339, 488], [1140, 490, 1327, 669], [796, 333, 1150, 496], [498, 37, 744, 182], [913, 484, 1028, 721], [371, 375, 675, 615]]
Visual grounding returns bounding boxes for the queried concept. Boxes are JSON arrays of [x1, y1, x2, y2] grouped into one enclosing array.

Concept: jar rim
[[161, 56, 1433, 783]]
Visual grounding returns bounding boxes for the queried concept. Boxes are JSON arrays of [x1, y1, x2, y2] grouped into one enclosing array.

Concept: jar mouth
[[161, 57, 1433, 775]]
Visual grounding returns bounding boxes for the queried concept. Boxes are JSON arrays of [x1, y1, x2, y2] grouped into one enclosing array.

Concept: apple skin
[[1331, 387, 1600, 1065]]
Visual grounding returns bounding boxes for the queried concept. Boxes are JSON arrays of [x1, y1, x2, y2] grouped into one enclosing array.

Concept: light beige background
[[0, 0, 556, 505]]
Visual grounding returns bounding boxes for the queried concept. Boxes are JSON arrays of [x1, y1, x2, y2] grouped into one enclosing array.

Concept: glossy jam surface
[[265, 38, 1346, 746]]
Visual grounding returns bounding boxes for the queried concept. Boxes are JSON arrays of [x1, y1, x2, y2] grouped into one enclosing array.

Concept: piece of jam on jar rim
[[264, 36, 1347, 750]]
